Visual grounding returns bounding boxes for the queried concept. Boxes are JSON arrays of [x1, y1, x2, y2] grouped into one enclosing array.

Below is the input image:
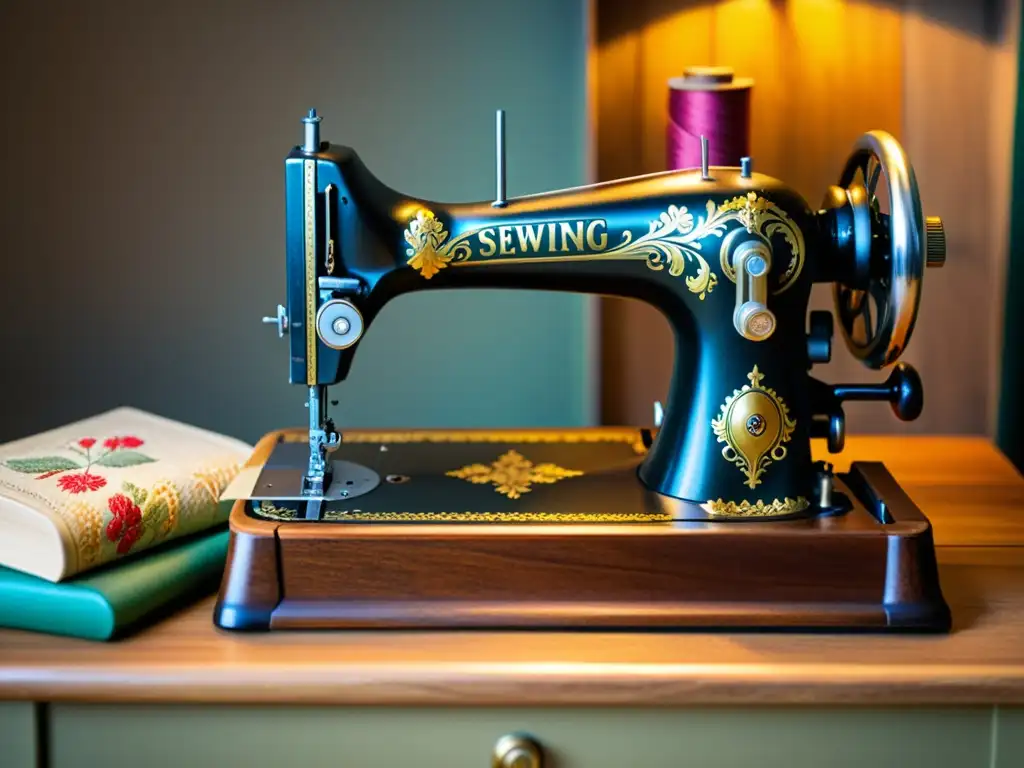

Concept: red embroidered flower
[[57, 472, 107, 494], [78, 438, 96, 449], [103, 435, 144, 450], [105, 493, 144, 555]]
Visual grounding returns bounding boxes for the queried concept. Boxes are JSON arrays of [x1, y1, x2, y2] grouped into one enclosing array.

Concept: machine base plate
[[214, 428, 951, 633]]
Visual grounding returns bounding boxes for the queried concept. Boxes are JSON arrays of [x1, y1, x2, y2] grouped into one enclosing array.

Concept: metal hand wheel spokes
[[833, 130, 942, 369]]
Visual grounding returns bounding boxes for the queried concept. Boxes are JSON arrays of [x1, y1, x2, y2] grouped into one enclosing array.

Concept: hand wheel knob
[[886, 361, 923, 421], [926, 216, 946, 268]]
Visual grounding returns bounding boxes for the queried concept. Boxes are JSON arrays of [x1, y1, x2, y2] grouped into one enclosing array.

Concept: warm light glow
[[790, 0, 844, 7], [717, 0, 770, 10]]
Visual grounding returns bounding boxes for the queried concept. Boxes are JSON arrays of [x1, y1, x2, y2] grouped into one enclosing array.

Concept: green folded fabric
[[0, 526, 228, 640]]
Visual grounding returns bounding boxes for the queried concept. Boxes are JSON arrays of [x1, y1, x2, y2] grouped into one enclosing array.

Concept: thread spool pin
[[700, 135, 711, 180], [492, 109, 507, 208], [741, 157, 752, 179]]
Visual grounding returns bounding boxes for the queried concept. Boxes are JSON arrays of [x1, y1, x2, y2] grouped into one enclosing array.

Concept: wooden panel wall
[[596, 0, 1018, 436]]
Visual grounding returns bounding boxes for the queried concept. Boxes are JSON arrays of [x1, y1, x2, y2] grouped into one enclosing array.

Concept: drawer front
[[0, 702, 37, 768], [49, 705, 999, 768], [998, 707, 1024, 768]]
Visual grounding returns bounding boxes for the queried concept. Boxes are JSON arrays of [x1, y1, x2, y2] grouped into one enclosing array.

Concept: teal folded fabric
[[0, 527, 228, 640]]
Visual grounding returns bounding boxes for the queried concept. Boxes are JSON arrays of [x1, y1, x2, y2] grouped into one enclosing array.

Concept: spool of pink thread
[[667, 66, 753, 171]]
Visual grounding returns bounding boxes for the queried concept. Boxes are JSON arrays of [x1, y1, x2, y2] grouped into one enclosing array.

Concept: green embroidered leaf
[[144, 500, 169, 544], [3, 456, 83, 474], [121, 481, 148, 506], [95, 451, 156, 468]]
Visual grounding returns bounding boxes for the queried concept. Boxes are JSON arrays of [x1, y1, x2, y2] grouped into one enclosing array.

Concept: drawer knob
[[492, 733, 543, 768]]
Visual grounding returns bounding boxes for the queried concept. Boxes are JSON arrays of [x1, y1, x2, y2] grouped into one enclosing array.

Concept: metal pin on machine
[[493, 109, 507, 207], [818, 463, 834, 509], [701, 135, 711, 180], [302, 108, 322, 153]]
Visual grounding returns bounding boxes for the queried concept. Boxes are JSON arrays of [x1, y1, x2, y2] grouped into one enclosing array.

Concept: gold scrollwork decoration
[[446, 449, 583, 500], [702, 496, 809, 518], [711, 365, 796, 489], [717, 192, 805, 294], [402, 194, 804, 300], [256, 501, 299, 521], [319, 510, 669, 523], [249, 502, 666, 524], [596, 203, 719, 298]]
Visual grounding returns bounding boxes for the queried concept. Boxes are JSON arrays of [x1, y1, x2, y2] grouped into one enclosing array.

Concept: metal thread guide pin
[[493, 109, 507, 208]]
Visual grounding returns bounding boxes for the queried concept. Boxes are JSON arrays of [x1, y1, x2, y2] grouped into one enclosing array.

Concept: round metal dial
[[315, 299, 364, 350]]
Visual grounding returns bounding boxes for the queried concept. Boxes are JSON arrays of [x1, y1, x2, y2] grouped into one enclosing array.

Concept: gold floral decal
[[256, 501, 299, 521], [702, 497, 809, 518], [711, 365, 796, 489], [402, 195, 804, 299], [717, 192, 805, 294], [403, 210, 472, 279], [596, 203, 717, 298], [445, 449, 583, 500]]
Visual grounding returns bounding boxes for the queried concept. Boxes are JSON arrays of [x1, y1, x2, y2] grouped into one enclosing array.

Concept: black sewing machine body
[[287, 146, 826, 513], [214, 111, 950, 633]]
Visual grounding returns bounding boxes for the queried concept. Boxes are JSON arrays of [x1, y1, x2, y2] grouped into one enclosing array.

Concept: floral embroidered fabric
[[0, 408, 251, 579]]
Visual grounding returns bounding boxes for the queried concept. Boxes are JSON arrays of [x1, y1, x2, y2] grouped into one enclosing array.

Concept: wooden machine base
[[214, 429, 951, 633]]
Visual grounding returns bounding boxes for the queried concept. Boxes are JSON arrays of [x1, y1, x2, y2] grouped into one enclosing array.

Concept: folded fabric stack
[[0, 407, 252, 640]]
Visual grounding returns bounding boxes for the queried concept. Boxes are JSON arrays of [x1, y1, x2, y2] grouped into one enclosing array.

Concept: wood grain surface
[[1, 436, 1023, 705]]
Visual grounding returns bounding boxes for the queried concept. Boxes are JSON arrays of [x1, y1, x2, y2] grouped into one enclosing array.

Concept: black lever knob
[[827, 411, 846, 451], [831, 362, 923, 422], [810, 410, 846, 453], [807, 310, 833, 366]]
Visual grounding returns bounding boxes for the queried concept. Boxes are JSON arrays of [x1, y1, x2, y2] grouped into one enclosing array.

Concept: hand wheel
[[827, 131, 946, 369]]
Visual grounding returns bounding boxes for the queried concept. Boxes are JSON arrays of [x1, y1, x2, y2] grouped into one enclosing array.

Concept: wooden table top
[[2, 435, 1024, 707]]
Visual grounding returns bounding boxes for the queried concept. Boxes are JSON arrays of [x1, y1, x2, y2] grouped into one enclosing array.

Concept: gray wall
[[0, 0, 593, 445]]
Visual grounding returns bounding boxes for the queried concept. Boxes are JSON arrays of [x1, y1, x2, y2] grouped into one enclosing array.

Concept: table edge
[[3, 664, 1024, 706]]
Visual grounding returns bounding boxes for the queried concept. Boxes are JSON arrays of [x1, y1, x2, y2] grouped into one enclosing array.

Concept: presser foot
[[225, 439, 381, 521]]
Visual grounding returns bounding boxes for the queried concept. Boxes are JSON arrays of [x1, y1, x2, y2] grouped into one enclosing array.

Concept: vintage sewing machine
[[215, 109, 950, 633]]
